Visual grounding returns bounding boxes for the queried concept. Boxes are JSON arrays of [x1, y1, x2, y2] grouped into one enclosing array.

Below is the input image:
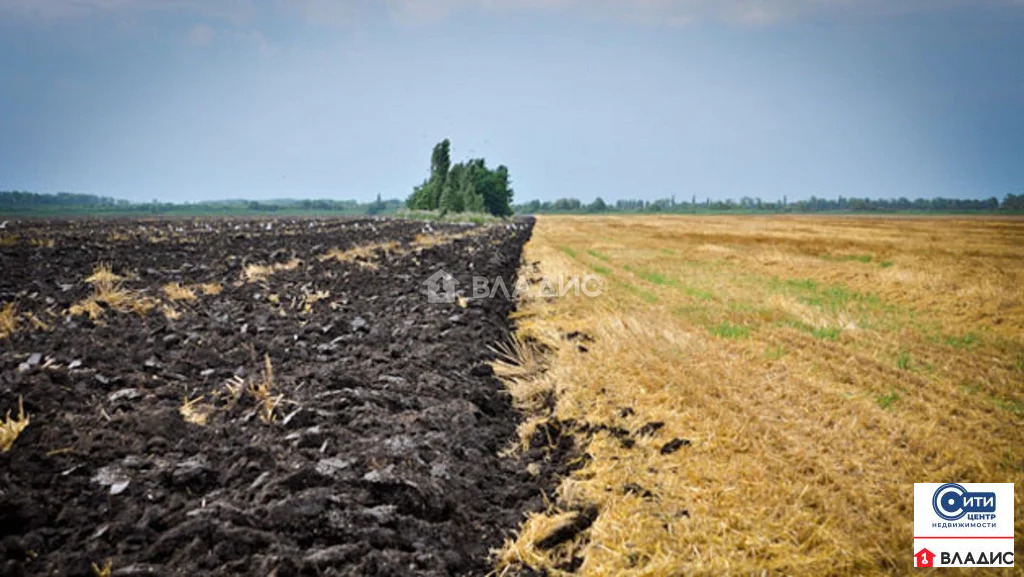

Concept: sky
[[1, 1, 1022, 204]]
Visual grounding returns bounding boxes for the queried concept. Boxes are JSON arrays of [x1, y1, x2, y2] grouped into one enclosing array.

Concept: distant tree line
[[0, 191, 131, 208], [245, 195, 398, 215], [406, 139, 514, 216], [5, 190, 1022, 218], [0, 191, 401, 216], [516, 194, 1024, 214]]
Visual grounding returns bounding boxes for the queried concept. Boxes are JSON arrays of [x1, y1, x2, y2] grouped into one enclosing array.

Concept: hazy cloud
[[1, 0, 1019, 26], [279, 0, 370, 25], [0, 0, 258, 23], [381, 0, 1022, 26], [186, 22, 215, 45]]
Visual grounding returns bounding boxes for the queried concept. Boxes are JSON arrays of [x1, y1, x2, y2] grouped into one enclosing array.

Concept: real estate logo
[[931, 483, 997, 521], [423, 269, 459, 304], [914, 483, 1014, 568]]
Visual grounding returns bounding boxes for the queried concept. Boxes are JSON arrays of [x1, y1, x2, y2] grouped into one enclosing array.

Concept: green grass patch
[[591, 265, 612, 276], [822, 253, 874, 264], [684, 287, 716, 302], [945, 333, 979, 349], [876, 389, 900, 409], [761, 272, 908, 333], [624, 265, 675, 287], [799, 285, 881, 311], [768, 275, 884, 314], [622, 283, 659, 304], [897, 350, 912, 371], [963, 383, 1024, 416], [879, 260, 895, 268], [778, 278, 819, 292], [811, 326, 842, 340], [765, 345, 788, 360], [994, 397, 1024, 416], [961, 383, 984, 396], [559, 246, 578, 259], [637, 270, 673, 286], [710, 322, 751, 339], [782, 320, 841, 340], [586, 249, 611, 262]]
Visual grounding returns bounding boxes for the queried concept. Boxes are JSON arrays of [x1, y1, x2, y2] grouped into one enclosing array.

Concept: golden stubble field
[[495, 215, 1023, 576]]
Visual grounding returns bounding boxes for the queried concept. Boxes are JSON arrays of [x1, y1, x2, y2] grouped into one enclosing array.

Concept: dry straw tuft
[[91, 558, 112, 577], [179, 395, 210, 426], [71, 263, 156, 319], [0, 302, 17, 339], [242, 258, 300, 283], [162, 282, 197, 301], [0, 396, 29, 452], [198, 282, 223, 296], [249, 354, 283, 423]]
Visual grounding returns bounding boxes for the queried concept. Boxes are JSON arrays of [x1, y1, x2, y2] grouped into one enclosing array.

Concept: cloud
[[279, 0, 369, 26], [0, 0, 258, 23], [186, 22, 215, 45], [233, 29, 272, 54], [0, 0, 1019, 26], [381, 0, 1023, 26], [0, 0, 132, 19]]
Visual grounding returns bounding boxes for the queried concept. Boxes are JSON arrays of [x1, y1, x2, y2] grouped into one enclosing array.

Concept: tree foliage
[[406, 139, 513, 216]]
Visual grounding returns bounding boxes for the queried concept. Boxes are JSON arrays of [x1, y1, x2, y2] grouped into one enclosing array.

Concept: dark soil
[[0, 217, 565, 576]]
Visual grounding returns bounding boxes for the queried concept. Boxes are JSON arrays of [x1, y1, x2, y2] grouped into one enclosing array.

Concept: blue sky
[[1, 1, 1022, 203]]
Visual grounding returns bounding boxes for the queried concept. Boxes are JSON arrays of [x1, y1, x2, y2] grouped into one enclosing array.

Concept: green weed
[[710, 322, 751, 339], [624, 266, 674, 287], [685, 287, 716, 301], [623, 283, 658, 304], [897, 350, 912, 370], [811, 327, 842, 340], [822, 254, 873, 263], [945, 334, 979, 349], [876, 389, 900, 409], [994, 397, 1024, 416], [781, 278, 819, 292]]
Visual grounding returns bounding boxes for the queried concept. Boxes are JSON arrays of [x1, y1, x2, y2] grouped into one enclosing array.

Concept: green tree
[[428, 139, 451, 208], [407, 179, 433, 210], [407, 139, 451, 210], [406, 139, 514, 216], [439, 179, 464, 213]]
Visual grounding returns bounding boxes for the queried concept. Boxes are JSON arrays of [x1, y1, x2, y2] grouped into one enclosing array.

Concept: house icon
[[915, 548, 936, 568], [423, 269, 458, 304]]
